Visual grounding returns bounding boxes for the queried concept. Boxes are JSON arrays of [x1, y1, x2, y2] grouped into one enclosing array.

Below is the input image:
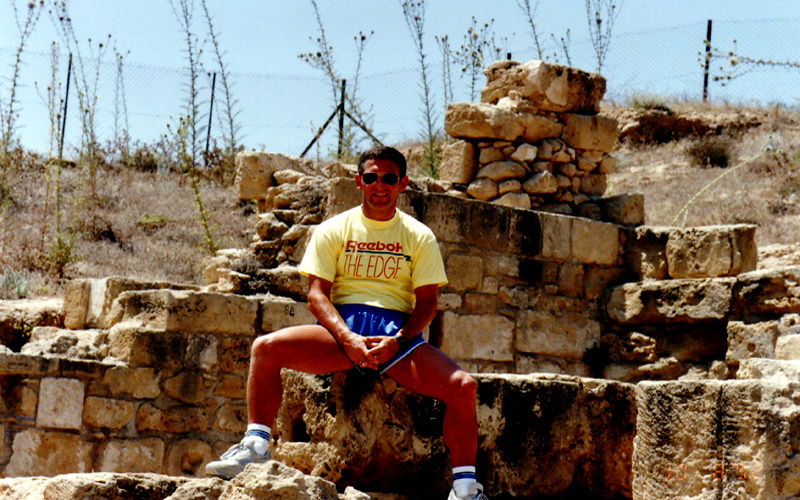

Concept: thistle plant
[[585, 0, 624, 73], [434, 35, 454, 107], [550, 29, 573, 66], [516, 0, 544, 59], [298, 0, 377, 162], [112, 46, 132, 171], [454, 17, 497, 102], [1, 0, 44, 210], [705, 39, 800, 88], [170, 0, 219, 254], [201, 0, 241, 181], [401, 0, 441, 178]]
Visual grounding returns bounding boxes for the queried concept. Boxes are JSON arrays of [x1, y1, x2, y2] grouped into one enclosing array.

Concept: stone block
[[606, 278, 735, 324], [446, 254, 484, 291], [261, 297, 317, 333], [62, 279, 91, 329], [108, 289, 258, 336], [37, 378, 84, 430], [562, 113, 619, 153], [5, 429, 93, 476], [439, 312, 514, 361], [325, 177, 361, 217], [737, 358, 800, 379], [8, 382, 37, 419], [579, 173, 607, 196], [466, 178, 498, 201], [83, 397, 134, 430], [463, 293, 497, 314], [517, 310, 601, 359], [213, 402, 248, 434], [214, 374, 247, 399], [162, 372, 206, 404], [275, 371, 634, 498], [481, 60, 606, 113], [136, 403, 208, 433], [477, 161, 527, 182], [107, 325, 189, 371], [235, 151, 315, 201], [444, 102, 562, 143], [492, 192, 531, 210], [523, 171, 559, 194], [623, 226, 670, 280], [726, 320, 778, 366], [439, 140, 477, 184], [557, 262, 584, 297], [667, 225, 758, 279], [219, 336, 252, 374], [601, 193, 645, 226], [164, 439, 214, 477], [734, 267, 800, 316], [776, 334, 800, 360], [539, 212, 572, 261], [572, 218, 619, 266], [96, 438, 165, 473], [633, 380, 800, 500], [102, 366, 161, 399]]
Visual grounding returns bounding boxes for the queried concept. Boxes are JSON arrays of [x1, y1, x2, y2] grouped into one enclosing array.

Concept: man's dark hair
[[357, 145, 407, 178]]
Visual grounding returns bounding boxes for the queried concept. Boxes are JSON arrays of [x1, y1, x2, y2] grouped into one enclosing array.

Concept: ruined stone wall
[[439, 60, 620, 219]]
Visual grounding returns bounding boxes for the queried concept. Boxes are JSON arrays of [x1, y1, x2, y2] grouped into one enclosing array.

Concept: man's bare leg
[[385, 343, 478, 467], [247, 324, 354, 425]]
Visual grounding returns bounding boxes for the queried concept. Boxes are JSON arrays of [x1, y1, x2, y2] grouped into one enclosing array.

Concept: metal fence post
[[337, 79, 346, 159], [703, 19, 713, 102]]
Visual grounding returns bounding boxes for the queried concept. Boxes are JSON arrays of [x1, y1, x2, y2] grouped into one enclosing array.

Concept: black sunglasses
[[361, 172, 400, 185]]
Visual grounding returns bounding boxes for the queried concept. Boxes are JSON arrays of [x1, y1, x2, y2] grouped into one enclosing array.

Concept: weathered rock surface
[[633, 379, 800, 500], [235, 152, 316, 201], [444, 102, 563, 143], [481, 60, 606, 113], [0, 298, 64, 351], [0, 461, 366, 500], [272, 371, 636, 499]]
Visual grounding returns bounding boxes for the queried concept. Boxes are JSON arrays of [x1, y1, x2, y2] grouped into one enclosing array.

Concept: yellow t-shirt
[[299, 207, 448, 314]]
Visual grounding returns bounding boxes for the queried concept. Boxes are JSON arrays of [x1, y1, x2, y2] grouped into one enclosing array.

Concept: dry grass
[[608, 112, 800, 248], [0, 163, 254, 298], [2, 102, 799, 299]]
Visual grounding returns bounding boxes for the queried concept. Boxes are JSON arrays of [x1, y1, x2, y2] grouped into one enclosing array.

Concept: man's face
[[355, 158, 409, 220]]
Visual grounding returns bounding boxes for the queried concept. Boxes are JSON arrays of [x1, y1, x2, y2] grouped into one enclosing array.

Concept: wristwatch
[[394, 332, 411, 350]]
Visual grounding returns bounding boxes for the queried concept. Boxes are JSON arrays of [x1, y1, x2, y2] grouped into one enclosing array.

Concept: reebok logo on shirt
[[343, 239, 410, 279]]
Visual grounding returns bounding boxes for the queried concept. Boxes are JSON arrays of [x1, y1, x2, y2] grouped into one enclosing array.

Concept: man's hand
[[341, 333, 382, 370], [364, 336, 400, 366]]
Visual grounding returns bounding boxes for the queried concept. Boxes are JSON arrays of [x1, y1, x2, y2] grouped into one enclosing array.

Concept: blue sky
[[2, 0, 796, 77], [1, 1, 798, 155]]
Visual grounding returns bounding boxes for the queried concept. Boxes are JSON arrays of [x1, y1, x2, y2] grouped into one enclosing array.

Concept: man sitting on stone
[[206, 145, 489, 500]]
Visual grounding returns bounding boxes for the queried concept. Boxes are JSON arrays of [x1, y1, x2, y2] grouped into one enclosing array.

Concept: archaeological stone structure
[[1, 60, 800, 500]]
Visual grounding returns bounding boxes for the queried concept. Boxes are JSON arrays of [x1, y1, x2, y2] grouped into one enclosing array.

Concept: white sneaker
[[447, 482, 489, 500], [205, 436, 270, 479]]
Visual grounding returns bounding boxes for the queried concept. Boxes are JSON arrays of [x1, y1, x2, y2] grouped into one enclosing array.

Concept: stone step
[[623, 224, 757, 280], [606, 266, 800, 325]]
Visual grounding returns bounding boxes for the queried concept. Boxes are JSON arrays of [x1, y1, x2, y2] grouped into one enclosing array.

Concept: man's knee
[[251, 331, 285, 360], [450, 370, 477, 405]]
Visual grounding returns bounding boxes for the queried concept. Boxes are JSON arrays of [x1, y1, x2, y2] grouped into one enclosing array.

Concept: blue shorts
[[334, 303, 425, 374]]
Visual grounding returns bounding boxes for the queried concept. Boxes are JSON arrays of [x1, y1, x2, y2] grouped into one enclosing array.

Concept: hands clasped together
[[341, 333, 400, 370]]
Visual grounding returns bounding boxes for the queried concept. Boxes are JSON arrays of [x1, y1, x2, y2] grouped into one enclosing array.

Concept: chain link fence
[[2, 18, 798, 160]]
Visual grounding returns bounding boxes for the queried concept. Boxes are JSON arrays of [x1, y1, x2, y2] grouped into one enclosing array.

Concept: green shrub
[[0, 270, 29, 300]]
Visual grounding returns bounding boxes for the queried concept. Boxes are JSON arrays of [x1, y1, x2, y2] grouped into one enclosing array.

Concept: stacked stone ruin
[[1, 60, 800, 500], [439, 60, 619, 218]]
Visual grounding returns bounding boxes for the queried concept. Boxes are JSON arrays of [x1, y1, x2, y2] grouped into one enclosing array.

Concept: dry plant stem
[[435, 35, 454, 106], [516, 0, 544, 59], [171, 0, 219, 254], [401, 0, 440, 178], [672, 138, 771, 227], [585, 0, 624, 73], [1, 1, 43, 198], [201, 0, 240, 176]]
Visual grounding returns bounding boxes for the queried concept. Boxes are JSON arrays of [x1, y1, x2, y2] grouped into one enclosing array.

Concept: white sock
[[453, 466, 477, 498], [244, 423, 271, 456]]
